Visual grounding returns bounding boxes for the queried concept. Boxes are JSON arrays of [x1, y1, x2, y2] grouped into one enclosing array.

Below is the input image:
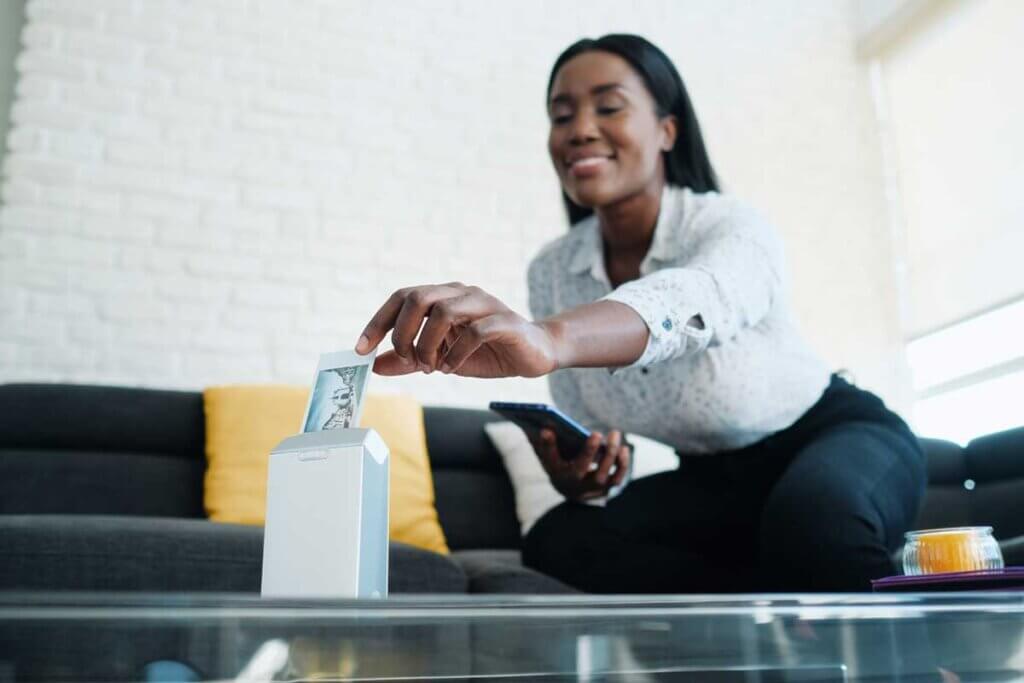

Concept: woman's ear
[[660, 115, 678, 152]]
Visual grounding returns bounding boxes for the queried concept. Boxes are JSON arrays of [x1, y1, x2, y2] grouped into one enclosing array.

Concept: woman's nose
[[568, 109, 599, 144]]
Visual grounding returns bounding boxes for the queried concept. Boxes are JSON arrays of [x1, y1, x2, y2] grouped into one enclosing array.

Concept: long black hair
[[547, 34, 719, 225]]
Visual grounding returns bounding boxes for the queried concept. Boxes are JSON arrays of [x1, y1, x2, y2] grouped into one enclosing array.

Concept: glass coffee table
[[2, 592, 1023, 681]]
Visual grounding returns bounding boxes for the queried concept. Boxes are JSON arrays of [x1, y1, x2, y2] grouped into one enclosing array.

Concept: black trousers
[[522, 375, 926, 592]]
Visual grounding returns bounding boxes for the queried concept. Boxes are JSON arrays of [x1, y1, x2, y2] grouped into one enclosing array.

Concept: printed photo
[[302, 349, 375, 433]]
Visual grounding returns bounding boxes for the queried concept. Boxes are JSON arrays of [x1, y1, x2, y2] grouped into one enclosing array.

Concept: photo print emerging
[[302, 349, 375, 433]]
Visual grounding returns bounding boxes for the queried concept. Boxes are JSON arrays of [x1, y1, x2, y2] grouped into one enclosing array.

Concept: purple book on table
[[873, 567, 1024, 592]]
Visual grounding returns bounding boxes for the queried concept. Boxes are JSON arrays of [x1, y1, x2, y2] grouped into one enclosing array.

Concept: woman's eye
[[597, 106, 621, 116], [551, 114, 572, 124]]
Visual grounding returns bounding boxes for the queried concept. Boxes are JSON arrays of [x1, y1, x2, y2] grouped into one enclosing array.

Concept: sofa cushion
[[966, 426, 1024, 482], [915, 438, 971, 531], [919, 437, 968, 485], [1001, 536, 1024, 566], [432, 470, 521, 551], [202, 385, 308, 525], [0, 384, 207, 518], [422, 407, 506, 472], [966, 426, 1024, 540], [0, 515, 467, 594], [423, 407, 522, 551], [0, 383, 205, 458], [0, 448, 205, 517], [452, 549, 577, 594], [203, 386, 451, 555], [0, 515, 263, 592]]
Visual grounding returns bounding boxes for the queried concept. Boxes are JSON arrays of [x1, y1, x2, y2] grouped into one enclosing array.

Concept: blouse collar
[[568, 184, 682, 284]]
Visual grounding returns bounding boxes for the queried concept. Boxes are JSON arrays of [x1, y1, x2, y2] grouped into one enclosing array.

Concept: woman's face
[[548, 51, 676, 210]]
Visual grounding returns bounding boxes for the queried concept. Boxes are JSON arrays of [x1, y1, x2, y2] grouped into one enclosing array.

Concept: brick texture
[[0, 0, 907, 411]]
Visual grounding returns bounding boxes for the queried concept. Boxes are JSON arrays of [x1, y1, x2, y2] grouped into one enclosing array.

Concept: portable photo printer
[[261, 428, 389, 599]]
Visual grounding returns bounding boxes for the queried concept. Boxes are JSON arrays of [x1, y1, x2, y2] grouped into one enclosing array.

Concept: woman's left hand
[[356, 282, 560, 378], [534, 428, 632, 501]]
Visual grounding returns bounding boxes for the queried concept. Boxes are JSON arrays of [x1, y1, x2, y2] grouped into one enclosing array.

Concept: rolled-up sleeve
[[601, 209, 783, 369]]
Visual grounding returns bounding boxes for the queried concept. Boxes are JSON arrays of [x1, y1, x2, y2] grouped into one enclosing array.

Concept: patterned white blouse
[[527, 184, 831, 454]]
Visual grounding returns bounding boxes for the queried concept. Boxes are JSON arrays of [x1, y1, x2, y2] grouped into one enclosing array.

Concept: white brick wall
[[0, 0, 909, 412]]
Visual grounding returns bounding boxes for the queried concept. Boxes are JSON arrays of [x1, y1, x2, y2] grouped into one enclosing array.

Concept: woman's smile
[[567, 153, 615, 178]]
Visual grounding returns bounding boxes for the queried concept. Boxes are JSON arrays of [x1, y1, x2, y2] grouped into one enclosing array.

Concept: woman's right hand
[[533, 428, 631, 501], [357, 283, 561, 378]]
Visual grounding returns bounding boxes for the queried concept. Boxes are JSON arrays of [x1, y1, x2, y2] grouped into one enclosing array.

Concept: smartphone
[[489, 401, 593, 460]]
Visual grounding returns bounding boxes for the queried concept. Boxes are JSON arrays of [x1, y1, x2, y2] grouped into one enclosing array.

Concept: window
[[907, 298, 1024, 444], [867, 0, 1024, 443]]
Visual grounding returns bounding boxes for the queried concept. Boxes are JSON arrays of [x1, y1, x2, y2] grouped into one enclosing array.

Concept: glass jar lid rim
[[904, 526, 993, 539]]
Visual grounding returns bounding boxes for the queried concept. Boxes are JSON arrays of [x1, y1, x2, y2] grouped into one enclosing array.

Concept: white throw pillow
[[484, 421, 679, 536]]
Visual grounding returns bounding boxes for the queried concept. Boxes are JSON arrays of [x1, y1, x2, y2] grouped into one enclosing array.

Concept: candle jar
[[903, 526, 1004, 575]]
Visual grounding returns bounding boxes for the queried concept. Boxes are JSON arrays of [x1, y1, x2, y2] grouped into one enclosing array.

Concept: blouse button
[[641, 368, 649, 375], [662, 318, 673, 331]]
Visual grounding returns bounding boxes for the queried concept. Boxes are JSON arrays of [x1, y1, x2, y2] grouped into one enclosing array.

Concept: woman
[[356, 34, 924, 592]]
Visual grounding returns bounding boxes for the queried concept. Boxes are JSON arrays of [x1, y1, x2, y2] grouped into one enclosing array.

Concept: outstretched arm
[[536, 300, 650, 370], [355, 281, 651, 377]]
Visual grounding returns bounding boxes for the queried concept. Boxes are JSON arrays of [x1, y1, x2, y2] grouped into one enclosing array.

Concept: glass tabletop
[[2, 591, 1024, 682]]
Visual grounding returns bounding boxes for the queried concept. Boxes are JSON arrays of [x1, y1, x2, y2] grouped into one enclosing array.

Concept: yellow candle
[[917, 529, 980, 573]]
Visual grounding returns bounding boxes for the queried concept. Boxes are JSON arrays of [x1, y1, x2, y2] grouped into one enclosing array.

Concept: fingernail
[[440, 363, 452, 373], [356, 335, 369, 353]]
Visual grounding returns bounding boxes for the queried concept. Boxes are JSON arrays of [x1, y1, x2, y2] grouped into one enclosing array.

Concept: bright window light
[[912, 368, 1024, 445], [906, 298, 1024, 392]]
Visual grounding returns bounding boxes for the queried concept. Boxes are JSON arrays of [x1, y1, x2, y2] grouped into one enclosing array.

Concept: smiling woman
[[356, 34, 926, 594], [545, 35, 718, 227]]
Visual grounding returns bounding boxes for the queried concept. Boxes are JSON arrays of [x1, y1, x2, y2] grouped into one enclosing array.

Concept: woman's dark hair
[[547, 34, 719, 224]]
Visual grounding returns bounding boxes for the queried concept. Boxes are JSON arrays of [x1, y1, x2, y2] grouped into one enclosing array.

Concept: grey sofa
[[0, 383, 572, 595], [1, 382, 1023, 596]]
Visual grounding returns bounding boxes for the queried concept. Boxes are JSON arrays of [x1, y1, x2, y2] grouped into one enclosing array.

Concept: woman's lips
[[568, 156, 612, 179]]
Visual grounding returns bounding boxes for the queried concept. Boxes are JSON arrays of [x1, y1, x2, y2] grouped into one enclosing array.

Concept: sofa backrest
[[964, 427, 1024, 541], [3, 383, 1021, 550], [0, 383, 206, 518], [915, 438, 971, 530], [422, 407, 522, 551], [916, 431, 1024, 541], [0, 383, 524, 551]]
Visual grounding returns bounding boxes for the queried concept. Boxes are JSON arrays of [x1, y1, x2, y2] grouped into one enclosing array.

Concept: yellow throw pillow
[[203, 385, 449, 555]]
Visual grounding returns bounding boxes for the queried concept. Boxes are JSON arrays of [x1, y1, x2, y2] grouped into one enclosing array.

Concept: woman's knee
[[521, 502, 600, 580], [758, 481, 897, 590], [761, 422, 925, 547]]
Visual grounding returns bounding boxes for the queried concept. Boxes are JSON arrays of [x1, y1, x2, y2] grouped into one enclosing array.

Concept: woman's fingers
[[538, 428, 632, 501], [411, 299, 457, 372], [610, 442, 632, 486], [391, 286, 459, 362], [538, 428, 631, 501], [357, 289, 408, 354], [595, 430, 621, 484], [572, 432, 603, 478], [415, 290, 496, 371], [357, 283, 466, 358], [372, 350, 420, 376], [437, 315, 501, 374], [537, 429, 565, 474]]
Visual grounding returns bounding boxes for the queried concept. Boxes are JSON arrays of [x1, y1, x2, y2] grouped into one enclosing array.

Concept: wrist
[[536, 318, 573, 371]]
